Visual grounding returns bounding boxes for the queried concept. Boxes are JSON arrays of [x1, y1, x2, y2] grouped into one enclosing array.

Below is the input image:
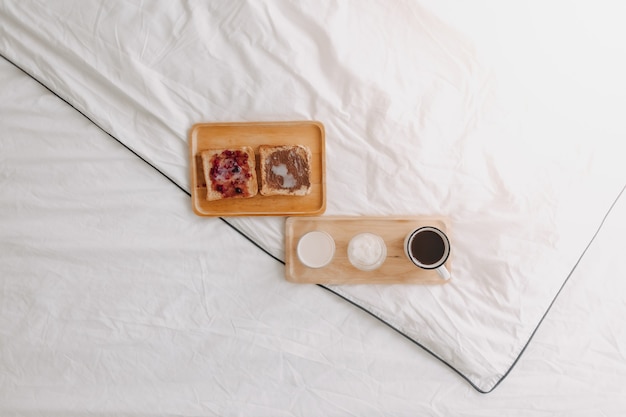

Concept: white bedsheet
[[2, 1, 626, 414]]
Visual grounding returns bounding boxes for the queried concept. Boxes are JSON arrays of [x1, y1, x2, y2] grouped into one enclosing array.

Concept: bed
[[2, 1, 626, 415]]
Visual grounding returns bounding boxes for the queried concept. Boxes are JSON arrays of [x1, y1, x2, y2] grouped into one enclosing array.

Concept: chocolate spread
[[265, 148, 310, 190]]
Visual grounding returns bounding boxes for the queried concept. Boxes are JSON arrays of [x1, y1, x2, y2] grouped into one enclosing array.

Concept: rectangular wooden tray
[[190, 121, 326, 216], [285, 216, 451, 285]]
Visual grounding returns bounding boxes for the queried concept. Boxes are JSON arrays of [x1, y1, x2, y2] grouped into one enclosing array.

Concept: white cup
[[404, 226, 451, 280], [297, 231, 335, 268], [347, 232, 387, 271]]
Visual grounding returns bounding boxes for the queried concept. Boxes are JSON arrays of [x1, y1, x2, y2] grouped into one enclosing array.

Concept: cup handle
[[436, 265, 451, 280]]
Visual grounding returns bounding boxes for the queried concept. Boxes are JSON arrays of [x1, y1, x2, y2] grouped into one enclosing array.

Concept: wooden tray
[[285, 216, 451, 285], [190, 121, 326, 216]]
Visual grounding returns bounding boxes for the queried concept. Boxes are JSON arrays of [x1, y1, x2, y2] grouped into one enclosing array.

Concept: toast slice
[[200, 147, 258, 201], [259, 144, 311, 196]]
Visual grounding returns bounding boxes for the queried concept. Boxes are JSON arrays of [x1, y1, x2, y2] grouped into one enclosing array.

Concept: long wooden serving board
[[285, 216, 451, 285], [190, 121, 326, 216]]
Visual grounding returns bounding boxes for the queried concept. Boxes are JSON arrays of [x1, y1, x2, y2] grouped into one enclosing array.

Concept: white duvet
[[2, 0, 626, 411]]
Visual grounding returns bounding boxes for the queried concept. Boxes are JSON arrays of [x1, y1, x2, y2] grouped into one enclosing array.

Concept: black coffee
[[410, 230, 445, 265]]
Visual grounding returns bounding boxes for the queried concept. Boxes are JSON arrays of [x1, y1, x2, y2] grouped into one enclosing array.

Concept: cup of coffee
[[404, 226, 451, 280]]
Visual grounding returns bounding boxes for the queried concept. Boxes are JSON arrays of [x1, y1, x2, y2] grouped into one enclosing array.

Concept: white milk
[[297, 231, 335, 268]]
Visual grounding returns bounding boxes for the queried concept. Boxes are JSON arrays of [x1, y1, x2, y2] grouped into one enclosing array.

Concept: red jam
[[209, 150, 253, 198]]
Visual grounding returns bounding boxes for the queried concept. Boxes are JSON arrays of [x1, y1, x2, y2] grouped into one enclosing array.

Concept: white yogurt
[[347, 233, 387, 271], [297, 231, 335, 268]]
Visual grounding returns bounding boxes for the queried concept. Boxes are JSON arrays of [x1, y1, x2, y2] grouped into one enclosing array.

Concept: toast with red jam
[[201, 147, 258, 201]]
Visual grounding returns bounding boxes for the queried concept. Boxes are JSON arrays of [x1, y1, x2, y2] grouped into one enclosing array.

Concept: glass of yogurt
[[347, 232, 387, 271]]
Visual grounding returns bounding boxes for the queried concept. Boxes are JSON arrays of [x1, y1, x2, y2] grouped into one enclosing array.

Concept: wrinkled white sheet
[[2, 0, 626, 406], [3, 52, 626, 417]]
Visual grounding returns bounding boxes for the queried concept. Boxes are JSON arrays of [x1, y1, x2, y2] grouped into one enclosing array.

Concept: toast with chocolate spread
[[201, 147, 258, 201], [259, 144, 311, 196]]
